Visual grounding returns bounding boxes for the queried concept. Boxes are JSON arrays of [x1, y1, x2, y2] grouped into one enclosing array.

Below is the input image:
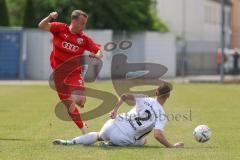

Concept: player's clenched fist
[[49, 12, 58, 19], [109, 110, 117, 119]]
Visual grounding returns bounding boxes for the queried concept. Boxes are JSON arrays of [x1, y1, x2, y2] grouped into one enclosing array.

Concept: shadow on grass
[[54, 144, 161, 149], [183, 146, 219, 149], [93, 145, 218, 150], [59, 144, 168, 150], [57, 144, 218, 150], [94, 145, 162, 150], [0, 138, 29, 141]]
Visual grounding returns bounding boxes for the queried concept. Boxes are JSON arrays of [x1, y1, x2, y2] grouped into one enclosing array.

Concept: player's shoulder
[[51, 22, 68, 30], [80, 32, 95, 43], [80, 32, 90, 38], [147, 98, 163, 110], [134, 94, 148, 99], [51, 22, 67, 26], [135, 95, 156, 106], [143, 96, 155, 103], [147, 97, 156, 102], [154, 100, 165, 113], [134, 94, 149, 102]]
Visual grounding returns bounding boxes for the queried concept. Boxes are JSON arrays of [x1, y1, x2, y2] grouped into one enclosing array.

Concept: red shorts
[[54, 72, 85, 100]]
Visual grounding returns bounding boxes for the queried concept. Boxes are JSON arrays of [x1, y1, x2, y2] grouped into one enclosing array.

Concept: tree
[[8, 0, 169, 31], [0, 0, 10, 26], [7, 0, 26, 26], [23, 0, 35, 28], [66, 0, 168, 31]]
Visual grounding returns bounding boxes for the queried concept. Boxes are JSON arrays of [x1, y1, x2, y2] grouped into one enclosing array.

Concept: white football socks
[[72, 132, 98, 145]]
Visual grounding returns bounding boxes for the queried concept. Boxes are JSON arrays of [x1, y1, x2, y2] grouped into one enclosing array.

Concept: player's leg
[[108, 130, 133, 146], [52, 119, 115, 145], [131, 138, 147, 146], [72, 132, 100, 144], [98, 119, 117, 141], [100, 120, 134, 146], [68, 73, 86, 107], [58, 74, 87, 134], [71, 91, 86, 108], [64, 119, 118, 145], [59, 97, 87, 134], [53, 132, 99, 145]]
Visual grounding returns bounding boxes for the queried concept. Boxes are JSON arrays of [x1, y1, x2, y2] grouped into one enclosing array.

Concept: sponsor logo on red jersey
[[62, 41, 79, 52]]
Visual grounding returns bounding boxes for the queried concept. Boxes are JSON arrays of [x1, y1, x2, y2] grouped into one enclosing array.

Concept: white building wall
[[84, 30, 113, 79], [203, 0, 231, 44], [185, 0, 205, 41], [113, 32, 176, 78], [157, 0, 232, 74], [24, 30, 52, 80], [157, 0, 185, 36], [157, 0, 231, 44], [144, 32, 176, 77]]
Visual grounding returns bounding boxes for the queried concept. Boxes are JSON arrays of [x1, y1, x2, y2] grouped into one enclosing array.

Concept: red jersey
[[49, 22, 101, 69]]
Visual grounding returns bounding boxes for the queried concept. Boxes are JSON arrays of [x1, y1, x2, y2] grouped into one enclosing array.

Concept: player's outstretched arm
[[154, 129, 184, 148], [109, 94, 135, 119], [38, 12, 58, 31]]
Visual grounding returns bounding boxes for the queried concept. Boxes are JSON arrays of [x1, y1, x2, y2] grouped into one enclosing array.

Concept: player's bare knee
[[76, 97, 86, 107], [62, 99, 75, 110], [72, 95, 86, 107]]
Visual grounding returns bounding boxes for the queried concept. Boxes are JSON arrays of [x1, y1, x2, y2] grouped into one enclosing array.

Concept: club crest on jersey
[[77, 38, 83, 44]]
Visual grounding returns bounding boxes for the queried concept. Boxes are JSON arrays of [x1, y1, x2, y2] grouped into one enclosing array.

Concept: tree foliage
[[8, 0, 169, 31], [0, 0, 10, 26], [23, 0, 35, 27]]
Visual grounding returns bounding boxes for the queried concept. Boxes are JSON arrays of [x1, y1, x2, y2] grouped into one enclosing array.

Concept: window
[[204, 4, 221, 25]]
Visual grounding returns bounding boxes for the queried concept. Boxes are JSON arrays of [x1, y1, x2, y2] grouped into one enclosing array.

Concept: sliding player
[[38, 10, 102, 134], [53, 83, 184, 148]]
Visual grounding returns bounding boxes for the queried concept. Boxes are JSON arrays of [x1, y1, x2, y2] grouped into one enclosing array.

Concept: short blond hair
[[71, 10, 88, 20]]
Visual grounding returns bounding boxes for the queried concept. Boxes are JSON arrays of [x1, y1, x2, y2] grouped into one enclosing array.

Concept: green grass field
[[0, 81, 239, 160]]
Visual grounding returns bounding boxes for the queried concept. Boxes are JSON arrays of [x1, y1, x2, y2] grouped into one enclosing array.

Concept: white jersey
[[114, 95, 167, 141]]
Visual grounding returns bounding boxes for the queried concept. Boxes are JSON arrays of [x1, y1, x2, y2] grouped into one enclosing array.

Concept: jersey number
[[134, 110, 152, 140], [135, 110, 151, 126]]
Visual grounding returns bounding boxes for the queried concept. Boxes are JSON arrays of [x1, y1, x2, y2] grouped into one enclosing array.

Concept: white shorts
[[99, 119, 146, 146]]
